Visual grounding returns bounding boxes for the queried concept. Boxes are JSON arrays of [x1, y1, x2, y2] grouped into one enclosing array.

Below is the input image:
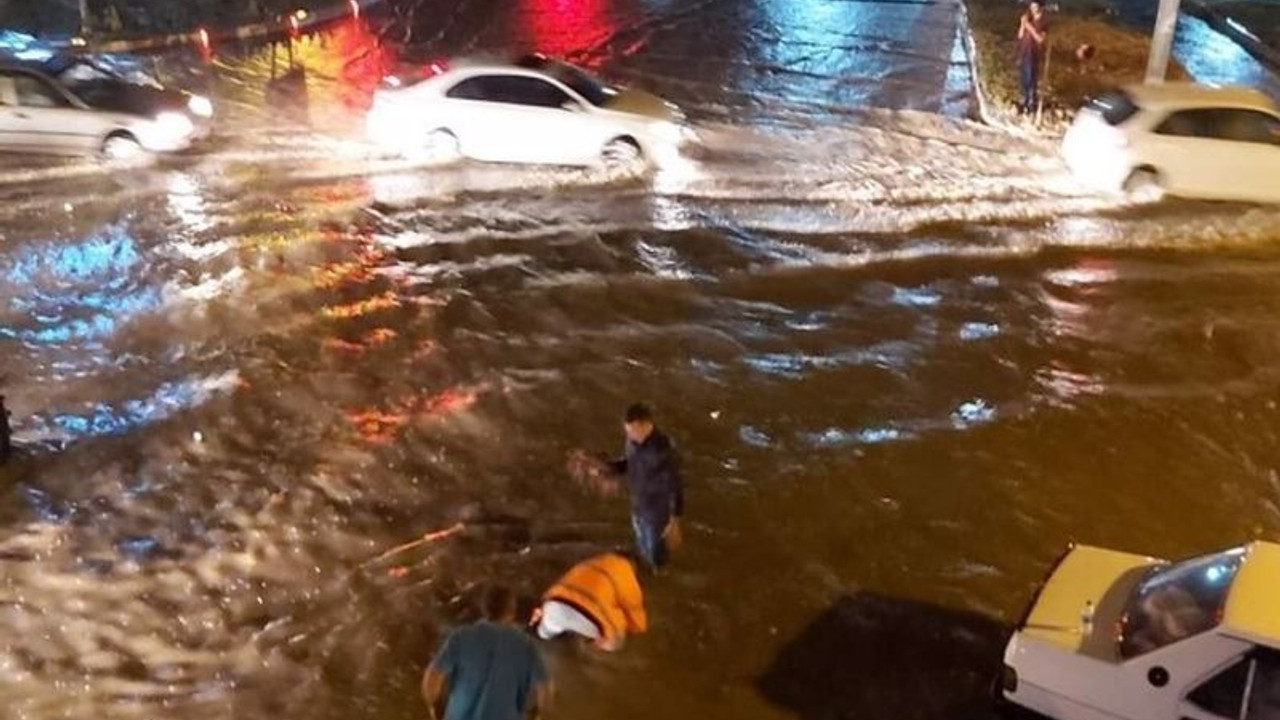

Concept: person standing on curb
[[422, 585, 552, 720], [1017, 1, 1049, 115]]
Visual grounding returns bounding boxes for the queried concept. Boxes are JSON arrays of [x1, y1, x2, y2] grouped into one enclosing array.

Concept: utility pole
[[1144, 0, 1181, 83]]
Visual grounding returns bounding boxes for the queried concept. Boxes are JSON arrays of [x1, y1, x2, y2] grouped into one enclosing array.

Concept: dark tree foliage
[[94, 0, 326, 34]]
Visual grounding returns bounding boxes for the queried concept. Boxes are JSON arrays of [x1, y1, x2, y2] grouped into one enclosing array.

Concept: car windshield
[[1118, 547, 1247, 659], [516, 55, 613, 106]]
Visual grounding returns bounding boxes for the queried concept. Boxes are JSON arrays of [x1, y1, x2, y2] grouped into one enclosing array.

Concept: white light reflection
[[167, 172, 212, 234], [649, 146, 704, 231]]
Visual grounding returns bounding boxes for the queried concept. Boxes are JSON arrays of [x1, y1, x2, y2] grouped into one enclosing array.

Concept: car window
[[1189, 657, 1250, 718], [445, 75, 574, 109], [1207, 109, 1280, 145], [1154, 109, 1214, 138], [14, 75, 70, 108], [545, 64, 610, 106], [1249, 649, 1280, 720], [1155, 108, 1280, 144], [1118, 548, 1245, 659], [444, 76, 494, 101]]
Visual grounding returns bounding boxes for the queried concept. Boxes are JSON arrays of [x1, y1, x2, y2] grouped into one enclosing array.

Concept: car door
[[7, 71, 100, 155], [1245, 649, 1280, 719], [1207, 109, 1280, 204], [440, 75, 509, 161], [1181, 653, 1252, 720], [494, 75, 602, 165], [1141, 108, 1226, 197], [1178, 648, 1280, 720], [443, 74, 598, 164], [1144, 107, 1279, 201]]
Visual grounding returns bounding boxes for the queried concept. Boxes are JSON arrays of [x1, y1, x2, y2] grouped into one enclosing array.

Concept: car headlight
[[155, 111, 195, 138], [187, 95, 214, 118]]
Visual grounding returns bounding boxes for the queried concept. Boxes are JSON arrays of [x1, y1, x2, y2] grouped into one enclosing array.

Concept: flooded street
[[3, 1, 1280, 719]]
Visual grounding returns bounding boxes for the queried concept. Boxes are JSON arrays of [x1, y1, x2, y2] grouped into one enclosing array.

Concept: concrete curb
[[73, 0, 384, 54]]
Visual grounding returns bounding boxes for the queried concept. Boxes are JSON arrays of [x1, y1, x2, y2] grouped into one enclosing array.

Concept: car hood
[[1022, 545, 1158, 657], [602, 88, 681, 122]]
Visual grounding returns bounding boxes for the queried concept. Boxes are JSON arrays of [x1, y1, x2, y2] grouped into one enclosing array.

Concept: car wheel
[[101, 133, 146, 165], [1123, 167, 1163, 198], [420, 129, 459, 162], [601, 137, 643, 170]]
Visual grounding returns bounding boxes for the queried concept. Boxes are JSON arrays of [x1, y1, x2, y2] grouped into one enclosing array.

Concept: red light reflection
[[520, 0, 616, 61], [348, 387, 481, 444], [330, 17, 397, 110]]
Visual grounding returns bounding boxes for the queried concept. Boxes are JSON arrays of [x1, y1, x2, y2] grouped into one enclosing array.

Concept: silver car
[[0, 65, 201, 161]]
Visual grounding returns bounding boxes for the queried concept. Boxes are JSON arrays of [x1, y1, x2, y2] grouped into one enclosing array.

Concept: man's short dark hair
[[624, 403, 653, 423], [480, 584, 516, 621]]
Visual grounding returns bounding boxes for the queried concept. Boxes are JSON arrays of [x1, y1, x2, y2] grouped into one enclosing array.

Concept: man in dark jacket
[[610, 403, 684, 569]]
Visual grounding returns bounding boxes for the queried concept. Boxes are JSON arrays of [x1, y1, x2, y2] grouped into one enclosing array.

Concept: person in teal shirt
[[423, 585, 552, 720]]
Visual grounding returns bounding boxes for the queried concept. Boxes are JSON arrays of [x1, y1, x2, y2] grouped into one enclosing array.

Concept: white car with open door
[[1062, 83, 1280, 203], [1000, 541, 1280, 720], [366, 54, 696, 169], [0, 65, 199, 161]]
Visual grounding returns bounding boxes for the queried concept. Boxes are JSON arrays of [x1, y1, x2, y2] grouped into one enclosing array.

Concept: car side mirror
[[560, 100, 582, 112]]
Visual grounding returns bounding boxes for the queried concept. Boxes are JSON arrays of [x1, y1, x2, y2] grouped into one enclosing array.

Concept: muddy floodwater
[[2, 0, 1280, 718]]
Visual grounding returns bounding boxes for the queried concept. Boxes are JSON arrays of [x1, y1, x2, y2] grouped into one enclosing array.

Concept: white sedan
[[0, 65, 202, 161], [1062, 83, 1280, 203], [1001, 541, 1280, 720], [367, 54, 696, 168]]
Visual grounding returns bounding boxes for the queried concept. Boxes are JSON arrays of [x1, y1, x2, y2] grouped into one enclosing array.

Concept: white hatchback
[[0, 65, 200, 161], [1001, 541, 1280, 720], [1062, 83, 1280, 203], [367, 54, 696, 168]]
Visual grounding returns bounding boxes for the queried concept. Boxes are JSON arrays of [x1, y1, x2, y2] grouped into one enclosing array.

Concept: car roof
[[1122, 82, 1278, 112], [1221, 541, 1280, 647], [444, 62, 553, 78]]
